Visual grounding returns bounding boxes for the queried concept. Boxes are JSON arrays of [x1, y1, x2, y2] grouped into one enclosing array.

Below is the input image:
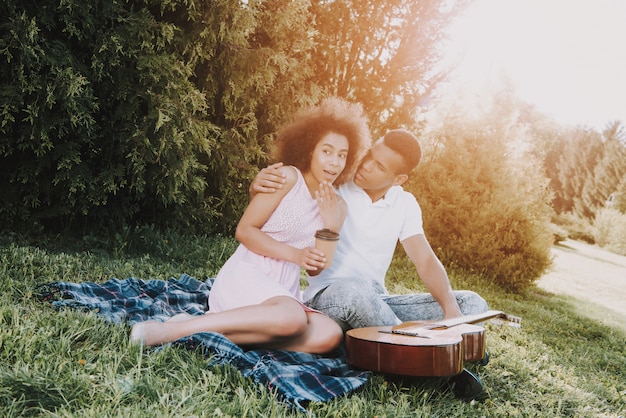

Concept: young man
[[252, 129, 488, 332]]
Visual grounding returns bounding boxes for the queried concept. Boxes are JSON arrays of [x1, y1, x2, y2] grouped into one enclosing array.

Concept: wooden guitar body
[[345, 310, 520, 377], [346, 323, 485, 377]]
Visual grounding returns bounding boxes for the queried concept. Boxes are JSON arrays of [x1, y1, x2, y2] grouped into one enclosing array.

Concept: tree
[[1, 0, 467, 234], [0, 0, 318, 233], [309, 0, 467, 134], [581, 121, 626, 215], [196, 0, 321, 230], [0, 0, 220, 230], [544, 123, 626, 221], [550, 128, 604, 219]]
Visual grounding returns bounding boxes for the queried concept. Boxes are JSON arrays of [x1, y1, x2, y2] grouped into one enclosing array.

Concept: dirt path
[[537, 239, 626, 318]]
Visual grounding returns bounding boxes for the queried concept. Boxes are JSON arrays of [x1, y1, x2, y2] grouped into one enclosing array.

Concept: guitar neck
[[393, 310, 521, 334], [435, 310, 509, 328]]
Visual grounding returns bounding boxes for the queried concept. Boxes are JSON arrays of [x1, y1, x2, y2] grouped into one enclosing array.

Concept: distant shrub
[[550, 222, 569, 244], [407, 120, 554, 292], [593, 208, 626, 256], [552, 212, 596, 244]]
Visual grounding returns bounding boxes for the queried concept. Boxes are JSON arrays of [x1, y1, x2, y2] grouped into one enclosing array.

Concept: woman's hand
[[315, 182, 342, 232], [295, 247, 326, 271]]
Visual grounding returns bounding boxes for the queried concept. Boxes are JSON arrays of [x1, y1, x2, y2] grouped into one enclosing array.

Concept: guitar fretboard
[[392, 310, 521, 335]]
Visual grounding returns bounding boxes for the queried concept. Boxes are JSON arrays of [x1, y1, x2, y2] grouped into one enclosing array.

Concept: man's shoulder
[[387, 185, 419, 206], [337, 181, 360, 199]]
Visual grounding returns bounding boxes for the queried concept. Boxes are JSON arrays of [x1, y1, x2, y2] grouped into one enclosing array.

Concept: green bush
[[0, 0, 215, 230], [407, 120, 554, 291], [594, 208, 626, 256], [0, 0, 318, 234]]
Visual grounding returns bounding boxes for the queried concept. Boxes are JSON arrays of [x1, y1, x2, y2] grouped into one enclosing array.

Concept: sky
[[442, 0, 626, 130]]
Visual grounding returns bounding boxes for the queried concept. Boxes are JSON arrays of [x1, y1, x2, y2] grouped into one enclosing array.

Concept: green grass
[[1, 230, 624, 417]]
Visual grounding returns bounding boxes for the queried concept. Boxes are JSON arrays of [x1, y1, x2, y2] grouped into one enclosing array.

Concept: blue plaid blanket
[[36, 274, 370, 410]]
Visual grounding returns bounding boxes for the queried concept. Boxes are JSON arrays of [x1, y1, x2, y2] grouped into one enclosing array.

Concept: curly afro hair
[[273, 97, 371, 186]]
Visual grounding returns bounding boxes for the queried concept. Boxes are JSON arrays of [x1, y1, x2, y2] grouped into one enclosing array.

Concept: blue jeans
[[304, 277, 489, 332]]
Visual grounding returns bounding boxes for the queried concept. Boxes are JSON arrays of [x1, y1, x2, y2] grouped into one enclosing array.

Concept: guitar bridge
[[382, 329, 432, 339]]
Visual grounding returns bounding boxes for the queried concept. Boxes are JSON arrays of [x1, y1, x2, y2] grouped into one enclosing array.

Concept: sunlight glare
[[443, 0, 626, 129]]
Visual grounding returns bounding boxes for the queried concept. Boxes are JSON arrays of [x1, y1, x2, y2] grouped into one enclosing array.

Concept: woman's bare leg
[[221, 310, 343, 354], [277, 311, 343, 354], [131, 296, 309, 348]]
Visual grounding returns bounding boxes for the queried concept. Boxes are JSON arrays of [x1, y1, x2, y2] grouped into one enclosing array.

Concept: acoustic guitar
[[345, 310, 521, 377]]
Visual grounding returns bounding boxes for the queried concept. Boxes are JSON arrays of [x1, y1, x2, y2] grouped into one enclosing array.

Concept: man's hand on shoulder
[[249, 162, 287, 197]]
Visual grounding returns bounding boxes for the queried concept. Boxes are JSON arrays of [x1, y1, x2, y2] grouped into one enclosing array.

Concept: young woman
[[130, 97, 370, 353]]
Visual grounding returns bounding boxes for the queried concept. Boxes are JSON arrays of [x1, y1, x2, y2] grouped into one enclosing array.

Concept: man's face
[[353, 141, 407, 198]]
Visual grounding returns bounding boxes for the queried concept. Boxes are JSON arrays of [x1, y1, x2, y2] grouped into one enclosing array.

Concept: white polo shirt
[[303, 181, 424, 301]]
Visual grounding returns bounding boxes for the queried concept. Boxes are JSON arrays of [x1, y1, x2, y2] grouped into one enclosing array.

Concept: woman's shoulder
[[262, 165, 299, 198], [277, 165, 300, 186]]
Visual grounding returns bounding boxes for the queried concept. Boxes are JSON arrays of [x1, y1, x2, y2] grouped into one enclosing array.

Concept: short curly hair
[[273, 97, 371, 186], [381, 129, 422, 174]]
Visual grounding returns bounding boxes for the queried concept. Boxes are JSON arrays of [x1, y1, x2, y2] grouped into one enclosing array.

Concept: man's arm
[[249, 162, 287, 198], [401, 234, 463, 319]]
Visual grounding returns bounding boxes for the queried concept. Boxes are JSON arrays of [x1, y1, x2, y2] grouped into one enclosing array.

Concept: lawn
[[0, 229, 624, 417]]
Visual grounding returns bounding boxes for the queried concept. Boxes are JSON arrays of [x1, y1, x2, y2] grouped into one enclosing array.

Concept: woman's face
[[308, 132, 349, 185]]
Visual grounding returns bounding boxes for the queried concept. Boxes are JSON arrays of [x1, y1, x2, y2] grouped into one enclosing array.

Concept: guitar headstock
[[493, 313, 522, 328]]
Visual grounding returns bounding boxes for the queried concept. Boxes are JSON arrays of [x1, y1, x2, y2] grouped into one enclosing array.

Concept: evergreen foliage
[[407, 115, 553, 291], [527, 119, 570, 214], [557, 129, 604, 219], [189, 0, 319, 230], [1, 0, 213, 230], [1, 0, 469, 235], [585, 123, 626, 213], [543, 122, 626, 221], [0, 0, 317, 233]]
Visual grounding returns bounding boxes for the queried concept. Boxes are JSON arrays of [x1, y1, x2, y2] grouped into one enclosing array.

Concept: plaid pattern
[[36, 274, 370, 410], [177, 332, 370, 410], [37, 274, 212, 325]]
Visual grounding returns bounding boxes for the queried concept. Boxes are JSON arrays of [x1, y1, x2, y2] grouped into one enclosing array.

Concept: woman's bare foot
[[129, 322, 148, 345], [130, 321, 168, 346]]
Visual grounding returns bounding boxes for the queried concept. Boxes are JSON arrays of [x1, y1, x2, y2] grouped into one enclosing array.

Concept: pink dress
[[208, 167, 324, 313]]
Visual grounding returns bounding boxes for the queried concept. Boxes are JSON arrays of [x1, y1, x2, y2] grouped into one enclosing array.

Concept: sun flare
[[443, 0, 626, 129]]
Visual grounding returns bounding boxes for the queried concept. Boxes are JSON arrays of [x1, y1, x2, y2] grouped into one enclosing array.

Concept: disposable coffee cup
[[315, 228, 340, 268]]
